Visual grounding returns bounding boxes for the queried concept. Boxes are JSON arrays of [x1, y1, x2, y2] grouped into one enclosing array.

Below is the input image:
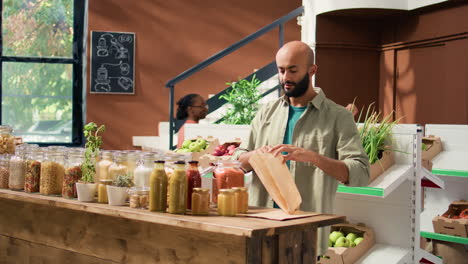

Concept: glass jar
[[98, 179, 112, 203], [192, 188, 210, 216], [129, 186, 149, 209], [217, 189, 237, 216], [9, 145, 27, 190], [134, 153, 154, 188], [62, 149, 83, 198], [186, 161, 201, 210], [108, 152, 128, 182], [25, 148, 42, 193], [232, 187, 248, 213], [125, 151, 139, 179], [0, 154, 11, 188], [212, 160, 245, 203], [167, 161, 187, 214], [0, 125, 15, 154], [40, 151, 66, 195], [149, 160, 168, 212], [96, 151, 113, 183]]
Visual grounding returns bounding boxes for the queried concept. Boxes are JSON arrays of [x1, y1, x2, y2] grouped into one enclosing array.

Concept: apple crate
[[319, 223, 375, 264], [172, 136, 220, 162], [432, 200, 468, 238]]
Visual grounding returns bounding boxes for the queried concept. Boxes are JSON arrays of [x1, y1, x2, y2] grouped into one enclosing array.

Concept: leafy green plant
[[81, 122, 105, 183], [357, 103, 399, 164], [220, 74, 262, 125], [113, 173, 133, 188]]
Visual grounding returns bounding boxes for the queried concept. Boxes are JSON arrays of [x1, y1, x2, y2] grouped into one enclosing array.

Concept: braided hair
[[176, 93, 200, 120]]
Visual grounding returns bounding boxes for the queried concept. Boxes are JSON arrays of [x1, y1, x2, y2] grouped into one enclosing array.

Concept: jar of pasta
[[25, 148, 42, 193], [108, 152, 128, 182], [0, 125, 15, 154], [9, 145, 27, 190], [217, 189, 237, 216], [62, 149, 83, 198], [0, 154, 11, 188], [98, 179, 112, 203], [96, 151, 113, 182], [40, 150, 65, 195], [191, 188, 210, 216], [212, 160, 245, 203]]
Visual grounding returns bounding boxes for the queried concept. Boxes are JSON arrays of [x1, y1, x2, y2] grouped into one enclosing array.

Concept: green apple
[[329, 231, 344, 243], [188, 142, 201, 152], [328, 238, 333, 247], [350, 241, 356, 247], [346, 232, 358, 242], [196, 138, 207, 148], [354, 237, 364, 245], [182, 139, 193, 149], [334, 237, 350, 247]]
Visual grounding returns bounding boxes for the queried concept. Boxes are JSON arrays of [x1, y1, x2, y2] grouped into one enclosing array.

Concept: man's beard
[[281, 73, 309, 98]]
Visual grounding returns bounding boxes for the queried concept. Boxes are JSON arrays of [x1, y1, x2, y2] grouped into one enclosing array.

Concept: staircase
[[165, 6, 304, 149]]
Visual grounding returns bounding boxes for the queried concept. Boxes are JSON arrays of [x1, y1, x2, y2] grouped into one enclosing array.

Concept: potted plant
[[357, 103, 399, 183], [219, 74, 262, 125], [76, 122, 105, 202], [107, 173, 133, 206]]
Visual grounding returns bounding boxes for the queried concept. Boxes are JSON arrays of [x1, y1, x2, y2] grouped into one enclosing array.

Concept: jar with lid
[[217, 189, 237, 216], [0, 125, 15, 154], [40, 150, 65, 195], [192, 188, 210, 216], [232, 187, 248, 213], [25, 148, 42, 193], [134, 153, 154, 188], [0, 154, 11, 188], [149, 160, 168, 212], [212, 160, 245, 203], [9, 145, 27, 190], [186, 161, 201, 210], [96, 151, 113, 183], [62, 149, 83, 198], [108, 152, 128, 182], [125, 151, 139, 179], [129, 186, 149, 209], [167, 161, 187, 214], [98, 179, 112, 203]]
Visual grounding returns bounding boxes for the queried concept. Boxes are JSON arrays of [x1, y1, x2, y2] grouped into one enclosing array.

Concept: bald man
[[235, 41, 370, 256]]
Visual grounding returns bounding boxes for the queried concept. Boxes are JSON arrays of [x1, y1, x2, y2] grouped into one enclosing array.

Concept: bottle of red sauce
[[186, 161, 201, 210], [212, 160, 245, 203]]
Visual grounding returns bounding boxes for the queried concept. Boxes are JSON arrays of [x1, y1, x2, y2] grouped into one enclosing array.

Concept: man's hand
[[238, 145, 273, 172], [270, 144, 313, 163], [345, 103, 359, 117]]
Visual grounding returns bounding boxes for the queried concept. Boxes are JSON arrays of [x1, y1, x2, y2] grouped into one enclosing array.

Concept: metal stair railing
[[165, 6, 304, 149]]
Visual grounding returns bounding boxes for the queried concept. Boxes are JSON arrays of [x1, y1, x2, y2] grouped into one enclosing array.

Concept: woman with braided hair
[[176, 93, 208, 148]]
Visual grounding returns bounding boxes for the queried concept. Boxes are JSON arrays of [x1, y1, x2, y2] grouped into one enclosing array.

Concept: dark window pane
[[2, 0, 73, 58], [2, 62, 73, 143]]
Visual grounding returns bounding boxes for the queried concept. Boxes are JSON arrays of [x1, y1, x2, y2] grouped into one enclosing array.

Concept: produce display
[[328, 230, 364, 248], [175, 138, 208, 153], [442, 209, 468, 219]]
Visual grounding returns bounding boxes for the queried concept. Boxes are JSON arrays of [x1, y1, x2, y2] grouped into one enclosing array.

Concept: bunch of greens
[[113, 173, 133, 188], [220, 74, 262, 125], [357, 103, 398, 164], [81, 122, 105, 183]]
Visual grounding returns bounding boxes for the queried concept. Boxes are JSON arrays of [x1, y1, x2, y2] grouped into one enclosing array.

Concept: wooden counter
[[0, 189, 345, 264]]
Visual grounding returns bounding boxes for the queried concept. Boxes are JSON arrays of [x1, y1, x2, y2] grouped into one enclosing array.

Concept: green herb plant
[[113, 173, 133, 188], [357, 103, 399, 164], [81, 122, 105, 183], [220, 74, 262, 125]]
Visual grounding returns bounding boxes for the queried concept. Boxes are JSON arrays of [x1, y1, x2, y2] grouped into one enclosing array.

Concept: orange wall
[[87, 0, 301, 150]]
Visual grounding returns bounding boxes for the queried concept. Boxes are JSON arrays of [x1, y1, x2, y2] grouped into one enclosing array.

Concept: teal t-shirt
[[274, 105, 307, 209]]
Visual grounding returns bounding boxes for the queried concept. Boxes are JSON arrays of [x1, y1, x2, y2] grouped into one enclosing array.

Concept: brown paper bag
[[249, 152, 302, 214]]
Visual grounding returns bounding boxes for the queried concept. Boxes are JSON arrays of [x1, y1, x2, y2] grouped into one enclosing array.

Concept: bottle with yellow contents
[[98, 179, 112, 203], [232, 187, 248, 214], [167, 161, 186, 214], [149, 160, 168, 212], [217, 189, 237, 216]]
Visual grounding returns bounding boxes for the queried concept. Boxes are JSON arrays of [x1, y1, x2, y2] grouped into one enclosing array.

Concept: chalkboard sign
[[90, 31, 135, 94]]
